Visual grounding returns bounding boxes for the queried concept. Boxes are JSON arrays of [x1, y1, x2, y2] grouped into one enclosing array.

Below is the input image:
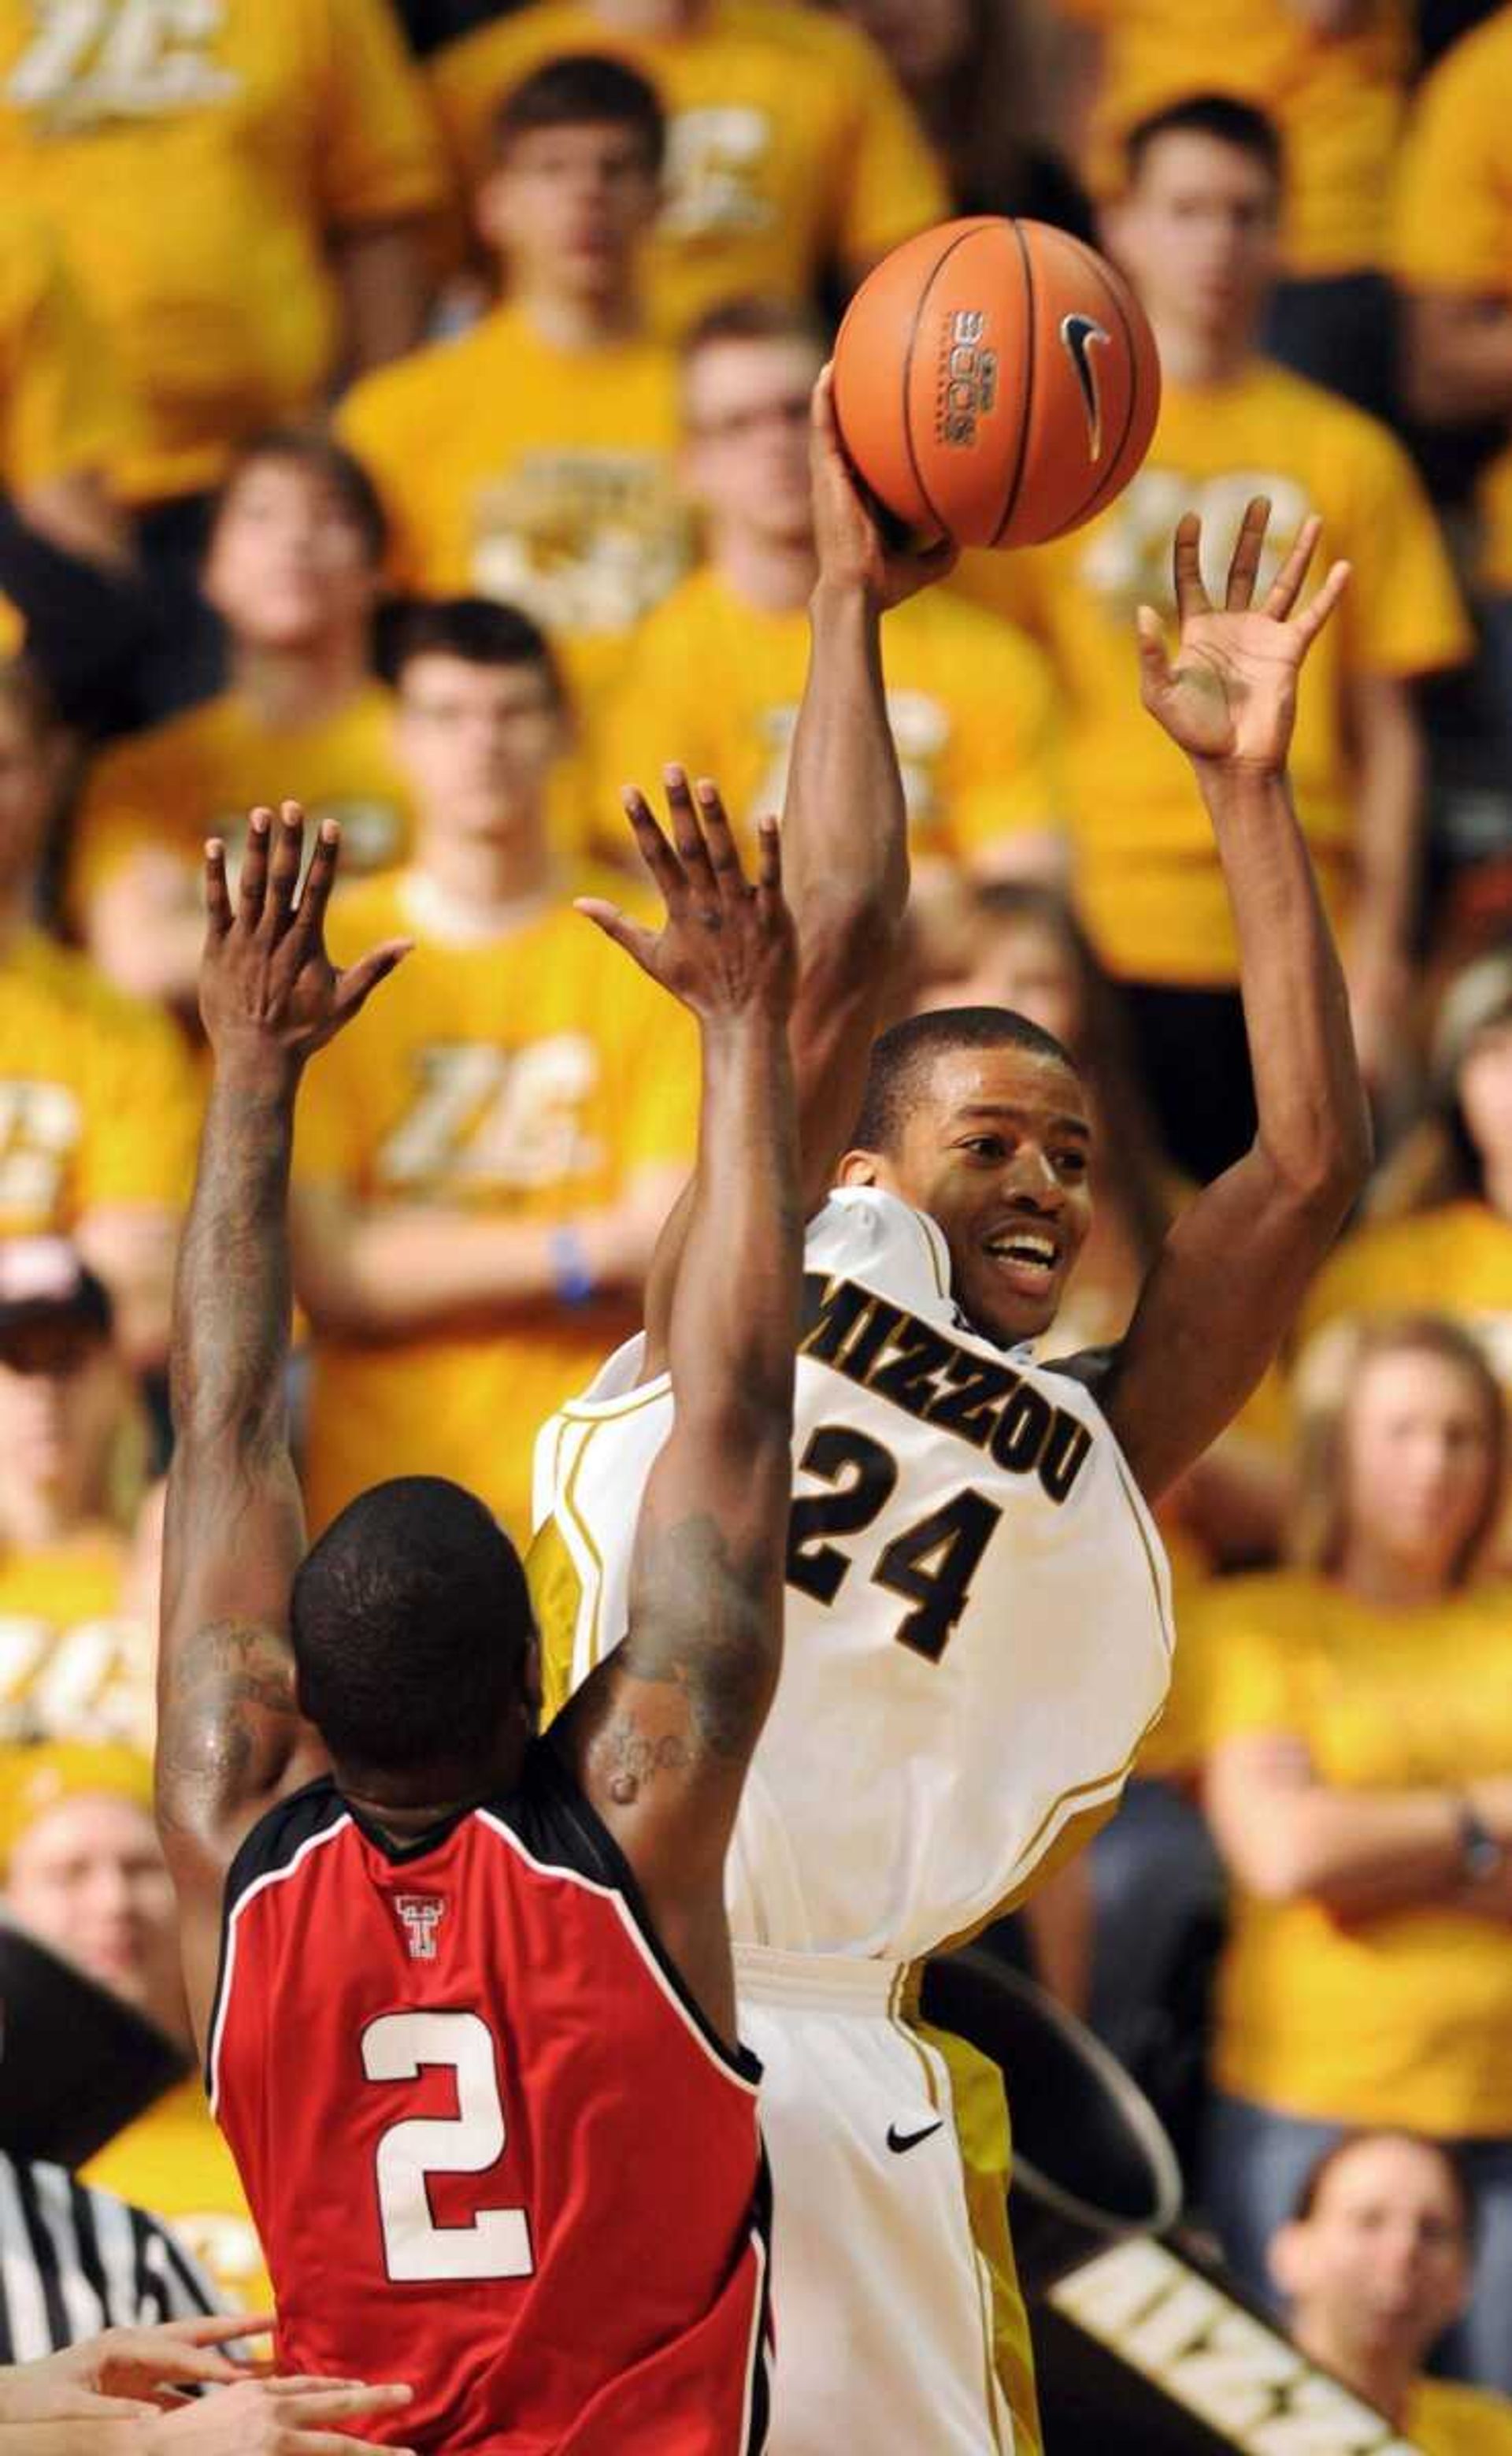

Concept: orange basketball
[[832, 217, 1162, 550]]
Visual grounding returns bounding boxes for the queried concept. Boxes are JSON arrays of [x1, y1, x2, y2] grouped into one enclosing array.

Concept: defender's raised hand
[[577, 768, 797, 1027], [199, 802, 410, 1073], [1137, 499, 1351, 773], [810, 365, 958, 610]]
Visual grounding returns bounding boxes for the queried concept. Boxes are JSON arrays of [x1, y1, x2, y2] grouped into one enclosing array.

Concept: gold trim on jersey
[[559, 1373, 673, 1425], [912, 1204, 952, 1303], [560, 1424, 610, 1672]]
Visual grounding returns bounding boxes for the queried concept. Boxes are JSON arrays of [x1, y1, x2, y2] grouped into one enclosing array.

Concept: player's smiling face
[[846, 1045, 1094, 1346]]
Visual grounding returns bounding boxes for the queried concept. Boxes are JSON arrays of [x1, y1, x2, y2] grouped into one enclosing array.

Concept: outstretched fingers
[[288, 814, 342, 959], [1224, 496, 1271, 610], [1262, 514, 1324, 621], [1171, 513, 1210, 625], [1292, 555, 1352, 651], [1134, 603, 1173, 699], [573, 894, 661, 975], [332, 937, 412, 1026], [237, 806, 273, 928], [261, 799, 305, 932], [663, 765, 721, 911], [620, 785, 688, 914], [204, 838, 233, 936]]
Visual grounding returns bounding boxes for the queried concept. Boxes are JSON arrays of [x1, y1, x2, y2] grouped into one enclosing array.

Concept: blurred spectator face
[[917, 910, 1084, 1055], [684, 336, 825, 547], [1110, 131, 1280, 346], [203, 454, 380, 652], [6, 1790, 185, 2038], [0, 684, 60, 906], [1458, 1016, 1512, 1179], [1272, 2135, 1471, 2372], [481, 121, 660, 302], [395, 651, 565, 841], [831, 0, 971, 87], [1340, 1345, 1499, 1585], [0, 1315, 124, 1532]]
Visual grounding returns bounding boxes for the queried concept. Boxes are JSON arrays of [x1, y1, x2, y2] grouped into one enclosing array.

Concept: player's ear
[[836, 1148, 882, 1189]]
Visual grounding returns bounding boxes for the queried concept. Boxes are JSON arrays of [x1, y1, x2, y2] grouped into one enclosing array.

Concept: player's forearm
[[1403, 294, 1512, 425], [788, 584, 909, 951], [1199, 762, 1370, 1208], [171, 1063, 298, 1454], [669, 1011, 801, 1437]]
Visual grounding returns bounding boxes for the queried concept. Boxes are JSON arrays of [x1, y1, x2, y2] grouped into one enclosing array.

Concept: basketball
[[832, 217, 1162, 551]]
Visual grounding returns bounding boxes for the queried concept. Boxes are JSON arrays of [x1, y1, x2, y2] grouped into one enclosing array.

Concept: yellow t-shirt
[[1296, 1200, 1512, 1396], [1408, 2376, 1512, 2456], [1392, 9, 1512, 589], [1195, 1571, 1512, 2131], [959, 362, 1470, 984], [430, 0, 947, 341], [83, 2076, 272, 2317], [68, 682, 413, 931], [336, 303, 688, 713], [0, 929, 198, 1231], [0, 1532, 152, 1753], [0, 0, 448, 504], [1062, 0, 1411, 280], [599, 566, 1062, 867], [294, 866, 697, 1542]]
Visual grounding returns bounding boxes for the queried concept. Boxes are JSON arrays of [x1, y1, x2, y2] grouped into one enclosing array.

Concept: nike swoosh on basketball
[[887, 2119, 944, 2154], [1060, 312, 1111, 461]]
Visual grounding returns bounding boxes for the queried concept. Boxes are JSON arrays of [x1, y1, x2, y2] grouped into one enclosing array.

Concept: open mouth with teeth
[[982, 1229, 1062, 1293]]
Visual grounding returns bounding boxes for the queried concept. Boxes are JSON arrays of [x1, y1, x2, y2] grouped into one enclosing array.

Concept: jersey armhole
[[522, 1737, 762, 2089]]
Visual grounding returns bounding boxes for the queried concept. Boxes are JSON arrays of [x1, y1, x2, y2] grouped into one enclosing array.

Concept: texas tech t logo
[[395, 1896, 446, 1961]]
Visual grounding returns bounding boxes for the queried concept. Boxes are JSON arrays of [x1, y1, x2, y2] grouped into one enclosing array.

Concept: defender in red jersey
[[153, 789, 801, 2452]]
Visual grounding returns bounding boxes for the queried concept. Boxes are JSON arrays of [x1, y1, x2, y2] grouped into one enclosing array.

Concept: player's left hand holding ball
[[1136, 496, 1351, 776]]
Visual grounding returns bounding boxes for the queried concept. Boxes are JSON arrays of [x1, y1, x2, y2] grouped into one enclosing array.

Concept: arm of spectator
[[1203, 1733, 1512, 1920], [1021, 1853, 1093, 2017], [83, 853, 207, 1013], [1402, 291, 1512, 426], [332, 218, 435, 377], [0, 500, 149, 735], [72, 1206, 183, 1377], [1342, 670, 1422, 1095], [291, 1161, 683, 1338], [15, 469, 132, 577]]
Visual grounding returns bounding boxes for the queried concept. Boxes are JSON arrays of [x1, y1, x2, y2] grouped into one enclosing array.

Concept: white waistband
[[733, 1942, 906, 2015]]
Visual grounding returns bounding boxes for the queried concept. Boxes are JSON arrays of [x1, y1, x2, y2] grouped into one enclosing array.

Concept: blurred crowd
[[6, 0, 1512, 2436]]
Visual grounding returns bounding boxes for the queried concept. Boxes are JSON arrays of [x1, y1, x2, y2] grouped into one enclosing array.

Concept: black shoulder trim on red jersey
[[745, 2142, 775, 2454], [204, 1779, 347, 2096], [496, 1738, 762, 2090]]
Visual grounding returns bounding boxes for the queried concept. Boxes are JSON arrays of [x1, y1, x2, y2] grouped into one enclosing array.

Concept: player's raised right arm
[[557, 785, 801, 2042], [640, 373, 954, 1368]]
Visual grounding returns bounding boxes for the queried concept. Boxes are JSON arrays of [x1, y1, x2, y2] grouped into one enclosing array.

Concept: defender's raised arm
[[559, 785, 801, 2041]]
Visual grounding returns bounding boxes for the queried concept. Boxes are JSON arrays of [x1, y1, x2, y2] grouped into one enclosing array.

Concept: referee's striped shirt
[[0, 2151, 219, 2361]]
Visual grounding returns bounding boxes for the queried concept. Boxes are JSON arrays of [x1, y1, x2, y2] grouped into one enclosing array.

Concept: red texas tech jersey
[[209, 1742, 771, 2453]]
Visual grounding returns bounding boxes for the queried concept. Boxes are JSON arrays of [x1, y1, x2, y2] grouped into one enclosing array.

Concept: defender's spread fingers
[[692, 779, 747, 885], [204, 839, 233, 934], [1224, 497, 1270, 611], [1170, 514, 1210, 625], [263, 800, 306, 929], [1262, 514, 1323, 621], [621, 786, 687, 904], [237, 807, 273, 925]]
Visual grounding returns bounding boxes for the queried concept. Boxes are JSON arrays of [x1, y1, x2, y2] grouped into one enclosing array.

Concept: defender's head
[[840, 1009, 1092, 1346], [291, 1478, 538, 1801]]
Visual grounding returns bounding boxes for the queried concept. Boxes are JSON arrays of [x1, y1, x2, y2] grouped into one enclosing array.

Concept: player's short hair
[[291, 1478, 534, 1773], [851, 1007, 1078, 1156], [1291, 2129, 1476, 2246], [492, 52, 665, 175], [212, 429, 389, 567], [1124, 93, 1284, 194], [381, 595, 565, 704]]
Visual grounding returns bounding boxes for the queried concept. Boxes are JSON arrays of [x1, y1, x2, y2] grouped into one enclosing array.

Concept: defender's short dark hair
[[291, 1478, 534, 1773], [381, 595, 564, 702], [851, 1007, 1078, 1156], [1125, 93, 1284, 193], [213, 429, 389, 567], [492, 53, 665, 174]]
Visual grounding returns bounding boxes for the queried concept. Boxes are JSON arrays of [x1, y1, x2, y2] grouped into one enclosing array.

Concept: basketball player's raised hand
[[576, 767, 797, 1027], [198, 802, 410, 1075], [810, 365, 958, 610], [1136, 498, 1351, 774]]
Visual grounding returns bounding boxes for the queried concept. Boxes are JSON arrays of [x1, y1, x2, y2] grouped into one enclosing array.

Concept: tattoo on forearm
[[171, 1081, 296, 1447], [622, 1509, 775, 1762], [156, 1618, 301, 1831]]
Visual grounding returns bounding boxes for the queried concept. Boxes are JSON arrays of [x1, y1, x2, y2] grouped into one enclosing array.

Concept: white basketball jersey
[[531, 1188, 1174, 1963]]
